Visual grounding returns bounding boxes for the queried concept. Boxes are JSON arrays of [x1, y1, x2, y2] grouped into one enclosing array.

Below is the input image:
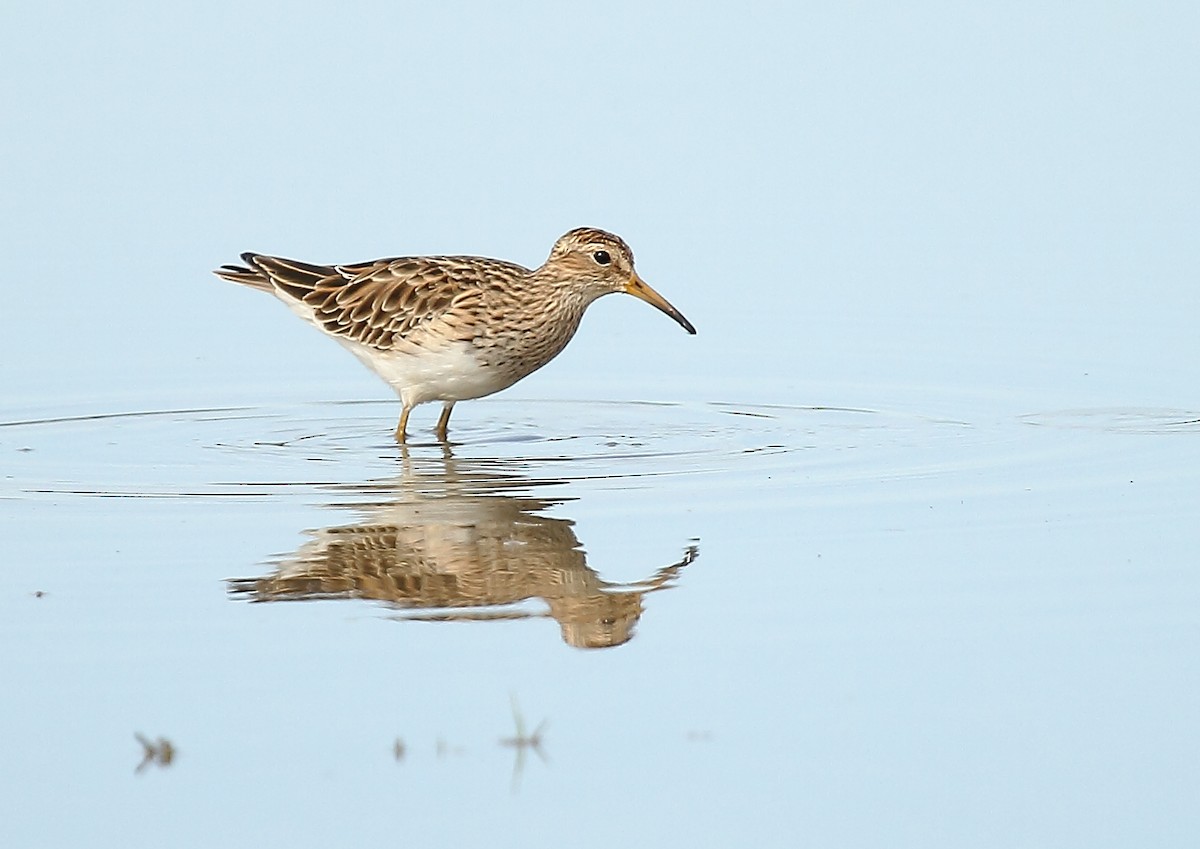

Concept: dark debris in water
[[134, 734, 176, 774]]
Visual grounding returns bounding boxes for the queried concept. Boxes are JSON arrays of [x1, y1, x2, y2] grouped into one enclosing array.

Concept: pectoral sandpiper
[[214, 228, 695, 442]]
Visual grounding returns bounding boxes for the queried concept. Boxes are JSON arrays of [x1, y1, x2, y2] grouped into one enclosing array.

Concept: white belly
[[340, 339, 511, 407]]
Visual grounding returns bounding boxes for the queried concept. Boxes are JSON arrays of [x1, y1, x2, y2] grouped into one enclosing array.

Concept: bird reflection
[[228, 447, 698, 648]]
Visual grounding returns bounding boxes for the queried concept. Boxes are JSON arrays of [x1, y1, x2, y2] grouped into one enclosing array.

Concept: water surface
[[3, 394, 1197, 847]]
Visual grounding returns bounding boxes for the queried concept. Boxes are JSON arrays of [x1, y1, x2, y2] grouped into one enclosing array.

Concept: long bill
[[625, 274, 697, 335]]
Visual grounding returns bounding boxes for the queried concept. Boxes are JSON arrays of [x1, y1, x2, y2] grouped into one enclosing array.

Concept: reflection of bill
[[228, 456, 698, 649]]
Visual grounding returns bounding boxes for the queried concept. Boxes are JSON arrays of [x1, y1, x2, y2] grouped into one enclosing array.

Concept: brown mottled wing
[[235, 254, 527, 350]]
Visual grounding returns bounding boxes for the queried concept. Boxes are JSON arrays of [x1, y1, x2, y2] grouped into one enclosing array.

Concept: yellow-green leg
[[435, 402, 455, 442], [394, 406, 412, 444]]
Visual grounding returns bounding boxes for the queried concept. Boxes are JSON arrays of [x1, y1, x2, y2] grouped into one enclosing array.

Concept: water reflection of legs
[[227, 446, 698, 649]]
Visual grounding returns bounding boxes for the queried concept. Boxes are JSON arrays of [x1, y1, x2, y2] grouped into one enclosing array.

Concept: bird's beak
[[625, 274, 696, 335]]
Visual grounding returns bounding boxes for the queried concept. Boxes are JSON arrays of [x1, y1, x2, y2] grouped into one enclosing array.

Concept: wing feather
[[220, 253, 529, 351]]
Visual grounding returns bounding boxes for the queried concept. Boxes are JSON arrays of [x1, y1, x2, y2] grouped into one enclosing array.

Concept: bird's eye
[[592, 250, 611, 265]]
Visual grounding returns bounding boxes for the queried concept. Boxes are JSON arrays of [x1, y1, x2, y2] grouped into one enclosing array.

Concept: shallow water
[[3, 394, 1198, 846]]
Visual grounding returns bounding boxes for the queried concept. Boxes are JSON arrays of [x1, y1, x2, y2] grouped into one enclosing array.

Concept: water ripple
[[3, 398, 1197, 507]]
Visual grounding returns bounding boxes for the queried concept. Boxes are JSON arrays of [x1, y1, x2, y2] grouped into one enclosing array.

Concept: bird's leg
[[394, 405, 412, 444], [435, 402, 455, 442]]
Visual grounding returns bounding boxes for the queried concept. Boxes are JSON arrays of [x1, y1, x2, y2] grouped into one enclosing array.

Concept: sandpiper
[[214, 228, 695, 442]]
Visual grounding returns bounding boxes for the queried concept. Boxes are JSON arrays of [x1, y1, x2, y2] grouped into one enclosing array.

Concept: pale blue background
[[5, 1, 1197, 408], [2, 2, 1199, 847]]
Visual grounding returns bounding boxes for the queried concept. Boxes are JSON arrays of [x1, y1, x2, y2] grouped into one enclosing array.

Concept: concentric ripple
[[3, 398, 1197, 510], [1020, 408, 1200, 434], [1, 399, 943, 497]]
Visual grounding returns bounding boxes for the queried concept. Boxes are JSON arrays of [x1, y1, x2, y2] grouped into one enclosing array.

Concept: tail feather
[[213, 258, 274, 292], [215, 252, 346, 301]]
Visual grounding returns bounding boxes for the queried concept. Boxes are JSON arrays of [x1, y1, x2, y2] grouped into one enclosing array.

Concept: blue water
[[3, 393, 1198, 847]]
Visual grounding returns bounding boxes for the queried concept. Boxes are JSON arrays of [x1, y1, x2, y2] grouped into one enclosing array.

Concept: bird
[[214, 228, 695, 442]]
